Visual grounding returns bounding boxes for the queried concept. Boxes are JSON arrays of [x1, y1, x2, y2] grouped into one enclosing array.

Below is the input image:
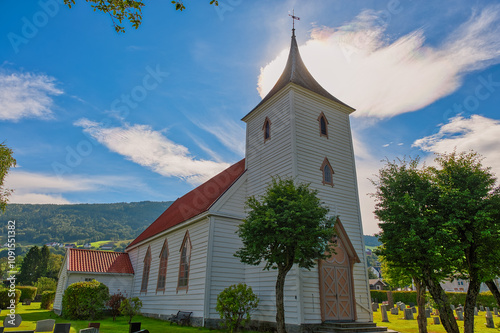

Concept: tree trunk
[[485, 280, 500, 308], [424, 275, 459, 333], [415, 279, 428, 333], [276, 267, 291, 333], [463, 274, 481, 333]]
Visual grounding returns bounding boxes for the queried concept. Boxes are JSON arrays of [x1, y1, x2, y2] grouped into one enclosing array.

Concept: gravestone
[[391, 308, 399, 315], [451, 304, 456, 310], [486, 307, 490, 312], [475, 307, 478, 316], [425, 308, 431, 318], [399, 303, 406, 311], [486, 311, 495, 328], [456, 309, 464, 321], [411, 307, 417, 314], [404, 308, 414, 320], [387, 291, 394, 309], [381, 305, 389, 322], [433, 317, 441, 325], [494, 307, 499, 316], [409, 302, 415, 307], [372, 302, 379, 312], [480, 305, 485, 311]]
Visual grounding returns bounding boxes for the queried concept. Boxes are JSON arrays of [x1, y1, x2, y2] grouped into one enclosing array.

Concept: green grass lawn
[[373, 306, 500, 333], [0, 303, 229, 333]]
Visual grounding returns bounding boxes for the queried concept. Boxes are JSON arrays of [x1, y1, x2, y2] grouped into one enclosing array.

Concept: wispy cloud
[[191, 116, 246, 156], [258, 5, 500, 119], [0, 71, 63, 121], [5, 170, 135, 204], [75, 119, 230, 185], [412, 114, 500, 176]]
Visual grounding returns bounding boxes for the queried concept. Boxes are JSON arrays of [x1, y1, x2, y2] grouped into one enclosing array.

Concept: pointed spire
[[246, 31, 354, 115]]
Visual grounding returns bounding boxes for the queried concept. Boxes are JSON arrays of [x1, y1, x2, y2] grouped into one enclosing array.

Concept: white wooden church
[[54, 30, 372, 331]]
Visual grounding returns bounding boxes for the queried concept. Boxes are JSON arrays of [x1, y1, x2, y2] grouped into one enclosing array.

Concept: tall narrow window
[[318, 112, 329, 138], [141, 246, 151, 293], [263, 117, 271, 142], [156, 239, 169, 292], [321, 158, 334, 186], [177, 231, 192, 291]]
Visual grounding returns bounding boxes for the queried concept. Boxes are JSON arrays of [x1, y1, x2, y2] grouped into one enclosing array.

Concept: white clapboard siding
[[53, 252, 69, 312], [210, 172, 247, 218], [130, 218, 210, 318], [292, 87, 371, 322], [65, 273, 133, 297]]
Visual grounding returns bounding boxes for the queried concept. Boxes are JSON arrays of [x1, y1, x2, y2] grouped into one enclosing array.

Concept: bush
[[40, 291, 56, 310], [107, 293, 126, 321], [34, 277, 57, 294], [120, 297, 143, 324], [216, 283, 260, 333], [0, 288, 21, 308], [62, 280, 109, 320], [16, 286, 37, 301]]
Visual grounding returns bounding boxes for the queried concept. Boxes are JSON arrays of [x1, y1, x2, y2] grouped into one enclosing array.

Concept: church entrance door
[[319, 237, 354, 321]]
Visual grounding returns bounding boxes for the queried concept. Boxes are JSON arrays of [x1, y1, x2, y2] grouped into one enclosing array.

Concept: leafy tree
[[367, 268, 378, 280], [373, 157, 459, 333], [0, 142, 16, 212], [431, 151, 500, 333], [17, 245, 51, 285], [34, 277, 57, 294], [379, 257, 412, 290], [46, 253, 64, 280], [235, 177, 335, 333], [119, 297, 143, 324], [64, 0, 219, 33], [107, 292, 126, 321], [216, 283, 259, 333]]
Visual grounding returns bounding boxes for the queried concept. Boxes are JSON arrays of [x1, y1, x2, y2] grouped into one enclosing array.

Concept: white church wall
[[129, 218, 210, 320], [293, 87, 371, 322], [66, 273, 133, 297], [53, 252, 69, 313]]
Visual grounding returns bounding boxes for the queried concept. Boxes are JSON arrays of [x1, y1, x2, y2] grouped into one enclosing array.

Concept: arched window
[[321, 158, 334, 186], [177, 231, 192, 291], [318, 112, 329, 138], [156, 239, 169, 292], [263, 117, 271, 142], [141, 246, 151, 292]]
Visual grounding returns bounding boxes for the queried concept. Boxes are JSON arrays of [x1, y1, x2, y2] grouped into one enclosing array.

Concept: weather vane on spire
[[289, 10, 300, 36]]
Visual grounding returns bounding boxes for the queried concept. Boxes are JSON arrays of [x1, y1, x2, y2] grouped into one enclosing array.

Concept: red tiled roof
[[127, 159, 246, 249], [68, 248, 134, 274]]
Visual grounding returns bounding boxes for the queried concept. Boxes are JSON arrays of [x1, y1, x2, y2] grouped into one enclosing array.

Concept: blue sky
[[1, 0, 500, 235]]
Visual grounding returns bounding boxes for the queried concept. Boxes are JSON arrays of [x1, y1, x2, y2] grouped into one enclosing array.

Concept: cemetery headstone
[[404, 308, 414, 320], [475, 307, 478, 316], [387, 291, 394, 309], [381, 305, 389, 322], [486, 311, 495, 328], [425, 308, 431, 318], [480, 305, 485, 311], [493, 307, 499, 316], [399, 303, 406, 311], [456, 309, 464, 321], [486, 307, 490, 312], [433, 317, 440, 325], [451, 304, 456, 311], [372, 302, 379, 312], [411, 307, 417, 314], [391, 308, 399, 315]]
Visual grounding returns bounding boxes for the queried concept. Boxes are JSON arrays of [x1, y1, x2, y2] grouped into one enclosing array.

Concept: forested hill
[[0, 201, 172, 245]]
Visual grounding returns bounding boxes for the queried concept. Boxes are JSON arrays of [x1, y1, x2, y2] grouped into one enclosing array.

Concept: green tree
[[0, 142, 16, 212], [34, 277, 58, 294], [431, 151, 500, 333], [64, 0, 219, 33], [367, 268, 378, 280], [119, 297, 143, 324], [17, 245, 51, 285], [216, 283, 259, 333], [379, 257, 412, 290], [373, 157, 459, 333], [235, 177, 336, 333]]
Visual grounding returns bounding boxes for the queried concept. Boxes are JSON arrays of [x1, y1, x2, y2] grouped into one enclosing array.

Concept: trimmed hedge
[[40, 290, 56, 310], [16, 286, 37, 301], [370, 290, 498, 308], [0, 288, 21, 308], [62, 280, 109, 320]]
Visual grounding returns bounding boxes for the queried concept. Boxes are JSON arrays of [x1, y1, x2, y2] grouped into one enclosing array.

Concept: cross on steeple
[[289, 10, 300, 36]]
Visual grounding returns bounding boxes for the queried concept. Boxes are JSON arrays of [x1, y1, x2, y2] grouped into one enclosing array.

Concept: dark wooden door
[[320, 237, 354, 321]]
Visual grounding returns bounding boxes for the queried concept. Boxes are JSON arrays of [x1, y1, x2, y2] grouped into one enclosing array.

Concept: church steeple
[[248, 32, 354, 115]]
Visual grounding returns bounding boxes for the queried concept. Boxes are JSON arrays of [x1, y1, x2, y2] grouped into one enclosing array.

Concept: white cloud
[[190, 116, 246, 156], [75, 119, 230, 185], [258, 6, 500, 119], [412, 114, 500, 176], [0, 71, 63, 121], [4, 170, 135, 204]]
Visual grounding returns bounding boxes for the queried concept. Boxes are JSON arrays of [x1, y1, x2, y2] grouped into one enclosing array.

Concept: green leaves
[[216, 283, 259, 333], [0, 142, 16, 212]]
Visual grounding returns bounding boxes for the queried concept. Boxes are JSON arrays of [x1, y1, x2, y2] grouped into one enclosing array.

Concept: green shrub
[[16, 286, 37, 301], [34, 277, 57, 294], [119, 297, 143, 324], [62, 280, 109, 320], [40, 290, 56, 310], [370, 290, 388, 303], [216, 283, 260, 333], [0, 288, 21, 308]]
